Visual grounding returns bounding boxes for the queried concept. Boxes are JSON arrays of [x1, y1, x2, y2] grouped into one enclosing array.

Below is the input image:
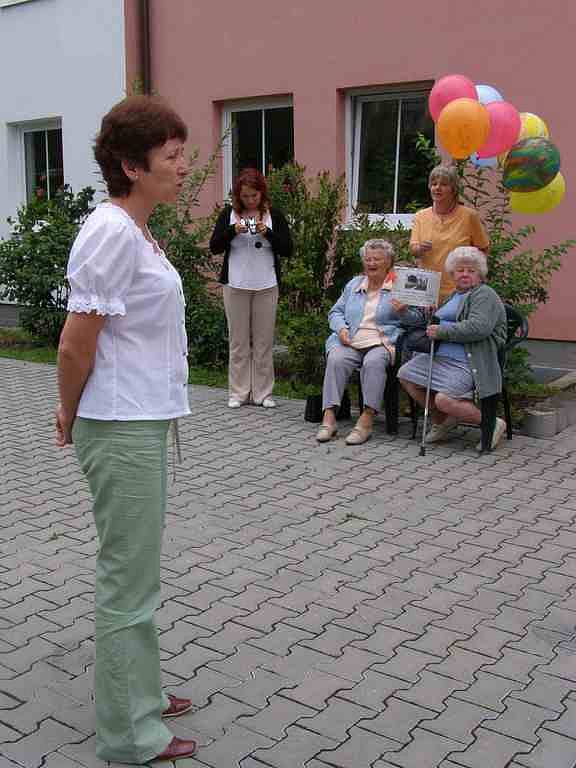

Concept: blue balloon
[[475, 84, 504, 105], [470, 152, 498, 168]]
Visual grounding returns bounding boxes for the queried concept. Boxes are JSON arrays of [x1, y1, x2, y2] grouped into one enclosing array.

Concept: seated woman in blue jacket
[[317, 239, 411, 446]]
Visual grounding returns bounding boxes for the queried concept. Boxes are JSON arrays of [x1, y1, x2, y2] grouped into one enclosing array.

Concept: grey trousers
[[322, 345, 391, 412]]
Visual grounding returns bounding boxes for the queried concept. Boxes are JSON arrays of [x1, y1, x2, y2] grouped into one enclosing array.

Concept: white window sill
[[341, 213, 414, 230], [0, 0, 36, 7]]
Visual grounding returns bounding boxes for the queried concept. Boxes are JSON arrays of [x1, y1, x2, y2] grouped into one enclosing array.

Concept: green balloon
[[503, 137, 561, 193]]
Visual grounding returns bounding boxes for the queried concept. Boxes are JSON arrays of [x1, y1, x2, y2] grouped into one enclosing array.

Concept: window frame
[[221, 96, 293, 198], [7, 118, 63, 205], [346, 83, 434, 226], [0, 0, 37, 7]]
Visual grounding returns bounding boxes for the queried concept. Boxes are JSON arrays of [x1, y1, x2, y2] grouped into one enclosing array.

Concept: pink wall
[[128, 0, 576, 340]]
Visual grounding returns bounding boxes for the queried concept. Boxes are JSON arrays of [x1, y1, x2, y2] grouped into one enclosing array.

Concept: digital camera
[[240, 216, 258, 235]]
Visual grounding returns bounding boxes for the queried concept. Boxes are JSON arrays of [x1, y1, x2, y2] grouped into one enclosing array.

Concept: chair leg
[[409, 396, 418, 440], [358, 382, 364, 414], [502, 386, 513, 439], [480, 394, 499, 452], [384, 374, 399, 435], [336, 389, 351, 421]]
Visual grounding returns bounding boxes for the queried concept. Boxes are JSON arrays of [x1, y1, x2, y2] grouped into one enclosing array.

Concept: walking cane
[[419, 316, 439, 457]]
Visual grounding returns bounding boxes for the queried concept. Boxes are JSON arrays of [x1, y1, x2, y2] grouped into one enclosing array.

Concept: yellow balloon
[[437, 98, 491, 159], [519, 112, 550, 140], [510, 172, 565, 214]]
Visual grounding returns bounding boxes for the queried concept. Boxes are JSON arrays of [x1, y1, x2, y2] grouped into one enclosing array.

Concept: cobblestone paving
[[1, 357, 576, 768]]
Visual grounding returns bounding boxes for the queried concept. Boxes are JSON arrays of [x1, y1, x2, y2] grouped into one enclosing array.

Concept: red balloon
[[477, 101, 521, 158], [428, 74, 477, 122]]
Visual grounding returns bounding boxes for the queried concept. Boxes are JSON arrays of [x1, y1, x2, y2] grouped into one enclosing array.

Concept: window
[[222, 98, 294, 194], [350, 86, 434, 221], [22, 123, 64, 201]]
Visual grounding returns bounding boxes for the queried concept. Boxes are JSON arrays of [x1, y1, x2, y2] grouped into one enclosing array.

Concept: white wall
[[0, 0, 126, 237]]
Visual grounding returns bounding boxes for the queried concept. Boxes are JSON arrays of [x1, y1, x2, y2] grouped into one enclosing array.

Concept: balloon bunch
[[429, 74, 565, 214]]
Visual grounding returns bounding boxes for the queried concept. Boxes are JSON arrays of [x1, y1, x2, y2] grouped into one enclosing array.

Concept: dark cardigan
[[209, 205, 292, 287]]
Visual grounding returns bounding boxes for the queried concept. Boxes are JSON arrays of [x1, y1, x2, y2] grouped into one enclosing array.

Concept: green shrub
[[267, 164, 348, 385], [409, 134, 575, 316], [331, 214, 413, 301], [459, 163, 576, 316], [0, 186, 95, 345], [0, 144, 228, 365], [144, 146, 229, 368], [268, 163, 346, 313], [276, 304, 329, 388]]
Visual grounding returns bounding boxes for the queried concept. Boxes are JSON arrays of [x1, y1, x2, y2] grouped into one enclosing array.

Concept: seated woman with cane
[[316, 239, 415, 446], [398, 246, 507, 449]]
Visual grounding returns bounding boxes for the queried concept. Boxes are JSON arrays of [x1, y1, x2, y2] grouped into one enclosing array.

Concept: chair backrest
[[504, 304, 529, 352]]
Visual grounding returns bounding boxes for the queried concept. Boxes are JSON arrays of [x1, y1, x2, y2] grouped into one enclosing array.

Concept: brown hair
[[94, 95, 188, 197], [231, 168, 271, 215], [429, 163, 460, 199]]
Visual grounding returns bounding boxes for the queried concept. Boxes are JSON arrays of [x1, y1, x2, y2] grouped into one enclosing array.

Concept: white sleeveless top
[[227, 209, 276, 290]]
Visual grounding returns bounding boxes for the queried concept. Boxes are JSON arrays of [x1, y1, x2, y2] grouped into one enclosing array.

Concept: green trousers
[[73, 418, 173, 764]]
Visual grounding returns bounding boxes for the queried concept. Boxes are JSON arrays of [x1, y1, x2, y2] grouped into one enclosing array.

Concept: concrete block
[[522, 408, 557, 438]]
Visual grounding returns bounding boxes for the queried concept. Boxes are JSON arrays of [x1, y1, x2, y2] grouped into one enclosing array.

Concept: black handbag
[[402, 312, 440, 354], [403, 325, 433, 353]]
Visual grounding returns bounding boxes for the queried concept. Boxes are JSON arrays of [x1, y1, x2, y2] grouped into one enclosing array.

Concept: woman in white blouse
[[56, 97, 197, 764], [210, 168, 292, 409]]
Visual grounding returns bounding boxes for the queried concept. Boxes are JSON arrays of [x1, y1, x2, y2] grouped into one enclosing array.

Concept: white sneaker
[[228, 397, 243, 409], [477, 417, 507, 451], [424, 416, 458, 444], [261, 397, 276, 409]]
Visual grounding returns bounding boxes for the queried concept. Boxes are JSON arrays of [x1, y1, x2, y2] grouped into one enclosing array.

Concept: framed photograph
[[391, 267, 440, 308]]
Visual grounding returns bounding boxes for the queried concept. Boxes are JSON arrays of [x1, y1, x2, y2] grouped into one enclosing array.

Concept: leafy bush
[[275, 304, 329, 389], [267, 164, 349, 385], [267, 163, 346, 314], [331, 214, 413, 302], [149, 146, 228, 367], [0, 143, 228, 365], [408, 133, 575, 316], [460, 164, 576, 315], [0, 186, 95, 345]]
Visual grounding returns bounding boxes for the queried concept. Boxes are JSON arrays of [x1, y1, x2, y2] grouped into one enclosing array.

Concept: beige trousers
[[223, 284, 278, 403]]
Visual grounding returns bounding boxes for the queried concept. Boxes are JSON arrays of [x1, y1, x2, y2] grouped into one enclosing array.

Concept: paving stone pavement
[[1, 357, 576, 768]]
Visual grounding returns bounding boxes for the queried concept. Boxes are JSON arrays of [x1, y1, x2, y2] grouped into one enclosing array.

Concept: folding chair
[[478, 304, 529, 452]]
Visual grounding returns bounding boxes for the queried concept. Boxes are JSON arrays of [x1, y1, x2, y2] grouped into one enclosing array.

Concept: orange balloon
[[437, 98, 491, 159]]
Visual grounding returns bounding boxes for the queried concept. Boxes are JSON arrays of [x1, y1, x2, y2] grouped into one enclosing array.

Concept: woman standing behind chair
[[317, 239, 413, 446], [411, 164, 490, 303], [210, 168, 292, 409], [56, 96, 197, 764]]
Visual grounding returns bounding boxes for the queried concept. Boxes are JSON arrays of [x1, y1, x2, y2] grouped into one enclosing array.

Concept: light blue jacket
[[325, 275, 414, 354]]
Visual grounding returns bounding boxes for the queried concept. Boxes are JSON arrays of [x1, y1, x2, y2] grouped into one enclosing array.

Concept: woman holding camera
[[210, 168, 292, 409]]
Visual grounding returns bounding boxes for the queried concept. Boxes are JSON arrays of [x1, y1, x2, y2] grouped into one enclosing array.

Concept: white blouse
[[227, 209, 276, 290], [66, 203, 190, 421]]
